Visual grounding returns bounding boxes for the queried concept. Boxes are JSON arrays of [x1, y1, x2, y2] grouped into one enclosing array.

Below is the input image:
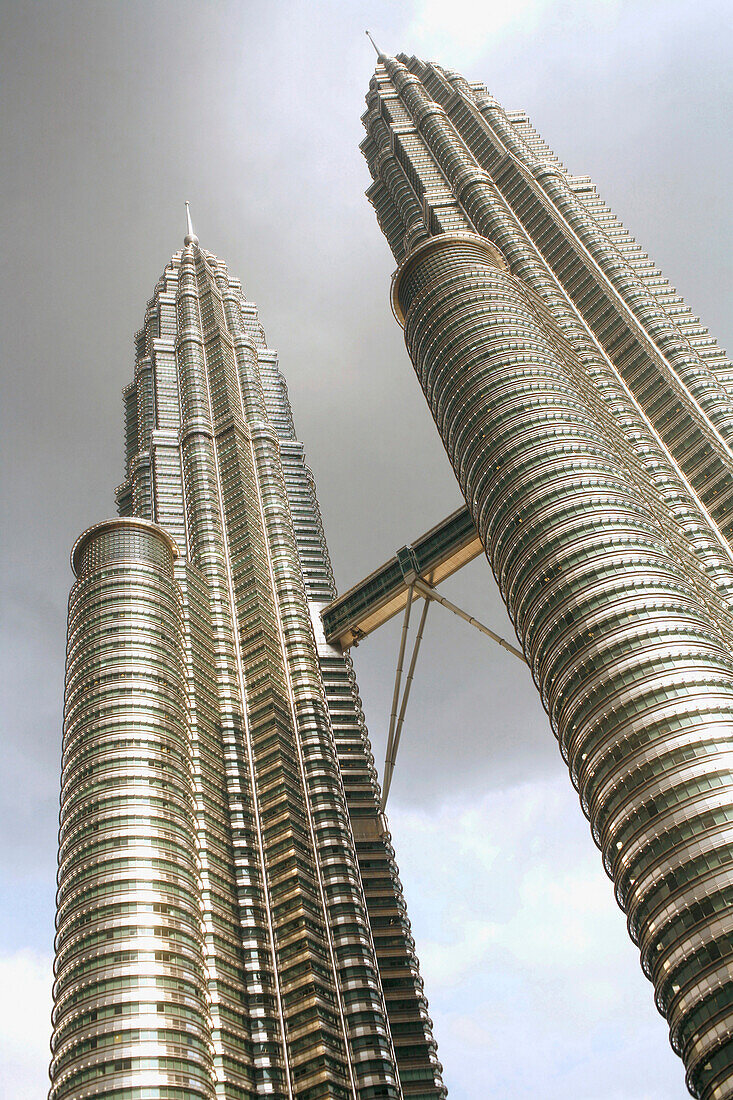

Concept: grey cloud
[[0, 0, 729, 1095]]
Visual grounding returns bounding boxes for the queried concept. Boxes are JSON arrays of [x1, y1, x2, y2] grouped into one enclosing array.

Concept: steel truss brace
[[380, 574, 525, 809], [412, 577, 525, 661], [381, 590, 430, 809]]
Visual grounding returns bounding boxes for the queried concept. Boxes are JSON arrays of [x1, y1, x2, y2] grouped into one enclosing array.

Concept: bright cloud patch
[[408, 0, 545, 67], [0, 950, 52, 1099], [388, 776, 685, 1098]]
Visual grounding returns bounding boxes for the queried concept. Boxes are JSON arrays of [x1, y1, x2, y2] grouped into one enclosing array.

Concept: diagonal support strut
[[382, 584, 414, 796], [381, 596, 429, 809], [379, 574, 526, 809], [412, 577, 525, 661]]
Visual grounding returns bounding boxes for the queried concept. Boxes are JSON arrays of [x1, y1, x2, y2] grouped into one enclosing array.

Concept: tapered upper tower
[[50, 225, 446, 1100], [362, 54, 733, 1100]]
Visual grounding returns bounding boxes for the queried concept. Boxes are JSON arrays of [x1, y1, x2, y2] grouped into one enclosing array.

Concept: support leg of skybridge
[[319, 506, 527, 807], [412, 577, 525, 661], [378, 572, 525, 809]]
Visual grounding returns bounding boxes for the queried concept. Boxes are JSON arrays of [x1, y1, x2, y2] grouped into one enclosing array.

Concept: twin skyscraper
[[50, 53, 733, 1100]]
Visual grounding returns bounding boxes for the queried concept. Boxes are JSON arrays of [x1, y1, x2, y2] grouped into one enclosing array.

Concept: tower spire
[[184, 200, 199, 247], [365, 30, 384, 59]]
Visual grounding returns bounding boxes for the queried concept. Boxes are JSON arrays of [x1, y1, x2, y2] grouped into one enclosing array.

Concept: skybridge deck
[[322, 505, 483, 649]]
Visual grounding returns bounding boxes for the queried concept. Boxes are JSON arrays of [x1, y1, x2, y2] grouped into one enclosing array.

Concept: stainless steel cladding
[[364, 52, 733, 1100], [53, 519, 215, 1099], [51, 234, 445, 1099]]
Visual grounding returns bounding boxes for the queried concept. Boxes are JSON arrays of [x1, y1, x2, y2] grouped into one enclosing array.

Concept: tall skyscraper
[[362, 50, 733, 1100], [50, 220, 445, 1100]]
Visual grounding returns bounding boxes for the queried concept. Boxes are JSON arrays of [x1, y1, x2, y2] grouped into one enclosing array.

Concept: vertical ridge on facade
[[362, 53, 733, 1100]]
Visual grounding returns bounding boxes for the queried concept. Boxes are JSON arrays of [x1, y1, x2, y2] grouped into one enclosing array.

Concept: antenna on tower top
[[184, 201, 199, 247], [365, 30, 384, 59]]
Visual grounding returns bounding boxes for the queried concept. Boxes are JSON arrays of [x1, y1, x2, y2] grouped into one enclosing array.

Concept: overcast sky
[[1, 1, 731, 1097]]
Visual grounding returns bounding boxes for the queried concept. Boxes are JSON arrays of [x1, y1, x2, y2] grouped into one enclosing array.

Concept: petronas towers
[[51, 50, 733, 1100]]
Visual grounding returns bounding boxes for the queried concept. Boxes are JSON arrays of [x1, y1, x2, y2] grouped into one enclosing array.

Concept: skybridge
[[322, 505, 483, 648], [321, 505, 525, 805]]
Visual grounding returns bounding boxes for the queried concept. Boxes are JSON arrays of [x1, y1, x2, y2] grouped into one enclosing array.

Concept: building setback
[[361, 51, 733, 1100], [49, 224, 445, 1100]]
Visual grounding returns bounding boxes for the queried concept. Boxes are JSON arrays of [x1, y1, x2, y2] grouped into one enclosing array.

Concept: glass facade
[[50, 241, 445, 1099], [362, 52, 733, 1100]]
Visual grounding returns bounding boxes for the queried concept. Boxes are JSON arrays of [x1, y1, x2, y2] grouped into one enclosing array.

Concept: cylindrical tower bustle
[[51, 518, 215, 1100]]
